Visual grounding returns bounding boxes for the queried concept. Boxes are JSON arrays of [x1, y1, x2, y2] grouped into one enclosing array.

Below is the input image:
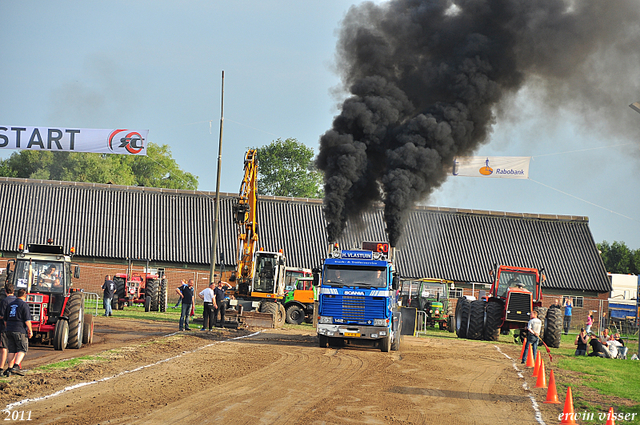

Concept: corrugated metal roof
[[0, 177, 611, 293]]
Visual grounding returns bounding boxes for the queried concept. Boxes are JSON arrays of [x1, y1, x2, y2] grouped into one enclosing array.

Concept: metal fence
[[83, 292, 100, 316]]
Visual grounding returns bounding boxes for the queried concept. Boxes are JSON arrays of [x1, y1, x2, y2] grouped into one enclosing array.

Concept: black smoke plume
[[317, 0, 640, 247]]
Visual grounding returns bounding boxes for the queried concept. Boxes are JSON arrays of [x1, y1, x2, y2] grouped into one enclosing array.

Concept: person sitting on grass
[[588, 334, 611, 358], [574, 328, 588, 356]]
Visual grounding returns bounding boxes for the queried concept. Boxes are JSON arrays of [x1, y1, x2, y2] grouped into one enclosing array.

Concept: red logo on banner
[[108, 129, 145, 154]]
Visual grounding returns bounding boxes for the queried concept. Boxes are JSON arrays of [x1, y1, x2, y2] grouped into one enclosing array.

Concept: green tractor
[[400, 278, 454, 331]]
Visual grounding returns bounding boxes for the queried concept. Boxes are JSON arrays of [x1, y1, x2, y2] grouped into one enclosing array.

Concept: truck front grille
[[505, 292, 532, 323], [322, 295, 386, 323]]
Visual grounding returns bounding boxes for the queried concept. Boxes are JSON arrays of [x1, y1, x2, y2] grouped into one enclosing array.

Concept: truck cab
[[317, 243, 401, 352]]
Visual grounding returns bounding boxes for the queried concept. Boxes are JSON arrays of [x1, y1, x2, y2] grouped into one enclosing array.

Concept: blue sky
[[1, 1, 639, 249]]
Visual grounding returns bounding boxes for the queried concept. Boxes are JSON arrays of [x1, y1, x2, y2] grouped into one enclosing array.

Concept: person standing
[[213, 280, 232, 328], [0, 283, 16, 373], [178, 279, 195, 331], [521, 310, 542, 364], [3, 289, 33, 376], [574, 328, 588, 356], [563, 297, 573, 335], [102, 275, 116, 317], [198, 282, 216, 331], [585, 311, 593, 334]]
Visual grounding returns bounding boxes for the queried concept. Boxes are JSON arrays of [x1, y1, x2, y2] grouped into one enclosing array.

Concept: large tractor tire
[[483, 300, 503, 341], [544, 306, 563, 348], [286, 304, 304, 325], [147, 279, 160, 312], [159, 279, 168, 312], [82, 313, 94, 345], [53, 319, 69, 351], [66, 292, 85, 349], [534, 306, 548, 340], [467, 300, 486, 340], [455, 297, 471, 338], [259, 301, 284, 328], [114, 277, 126, 310]]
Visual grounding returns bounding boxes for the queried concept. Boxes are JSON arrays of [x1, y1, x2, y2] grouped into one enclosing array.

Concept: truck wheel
[[147, 279, 160, 312], [483, 300, 503, 341], [66, 292, 85, 349], [544, 306, 562, 348], [534, 306, 548, 340], [144, 296, 151, 312], [82, 313, 94, 344], [380, 334, 391, 352], [455, 297, 471, 338], [53, 320, 69, 351], [159, 279, 168, 312], [286, 305, 304, 325], [467, 300, 485, 340], [318, 334, 328, 348]]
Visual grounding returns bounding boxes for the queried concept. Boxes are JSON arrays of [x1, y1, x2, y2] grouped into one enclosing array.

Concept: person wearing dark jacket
[[3, 288, 33, 376], [0, 283, 16, 373]]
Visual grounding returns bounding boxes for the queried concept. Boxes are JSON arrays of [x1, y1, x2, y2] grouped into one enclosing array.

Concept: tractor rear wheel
[[66, 292, 85, 349], [286, 305, 304, 325], [159, 279, 168, 312], [544, 306, 563, 348], [53, 319, 69, 351], [467, 300, 486, 340], [455, 297, 471, 338], [82, 313, 94, 344], [483, 300, 503, 341], [148, 279, 160, 312]]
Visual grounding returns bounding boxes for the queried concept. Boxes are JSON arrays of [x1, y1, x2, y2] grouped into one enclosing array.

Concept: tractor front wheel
[[53, 320, 69, 351]]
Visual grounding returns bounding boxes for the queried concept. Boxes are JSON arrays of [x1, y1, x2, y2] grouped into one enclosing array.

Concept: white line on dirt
[[495, 345, 546, 425], [3, 331, 262, 412]]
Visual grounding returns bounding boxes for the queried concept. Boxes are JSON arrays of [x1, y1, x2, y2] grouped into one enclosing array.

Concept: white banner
[[0, 126, 148, 156], [452, 156, 530, 179]]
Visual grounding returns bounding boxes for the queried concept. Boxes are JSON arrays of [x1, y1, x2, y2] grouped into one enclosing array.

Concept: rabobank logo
[[479, 158, 493, 176], [108, 129, 145, 154], [344, 291, 365, 296]]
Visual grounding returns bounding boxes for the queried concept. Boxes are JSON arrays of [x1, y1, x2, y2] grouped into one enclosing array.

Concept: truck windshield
[[15, 260, 65, 294], [496, 271, 536, 299], [324, 266, 387, 288]]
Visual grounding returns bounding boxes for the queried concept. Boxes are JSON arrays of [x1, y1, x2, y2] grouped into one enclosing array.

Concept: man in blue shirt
[[563, 297, 573, 335], [3, 288, 33, 376], [177, 279, 195, 331], [0, 283, 17, 374]]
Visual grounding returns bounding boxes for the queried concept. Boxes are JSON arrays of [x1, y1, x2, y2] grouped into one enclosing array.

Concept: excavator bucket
[[239, 311, 275, 328]]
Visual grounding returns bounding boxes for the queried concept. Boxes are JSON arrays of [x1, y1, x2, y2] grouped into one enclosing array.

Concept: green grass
[[89, 304, 204, 322], [35, 355, 109, 371]]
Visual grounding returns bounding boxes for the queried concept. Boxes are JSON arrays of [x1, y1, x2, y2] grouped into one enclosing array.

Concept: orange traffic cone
[[560, 387, 577, 424], [525, 343, 535, 367], [533, 351, 541, 377], [520, 339, 526, 361], [535, 358, 547, 388], [605, 407, 616, 425], [543, 369, 560, 404]]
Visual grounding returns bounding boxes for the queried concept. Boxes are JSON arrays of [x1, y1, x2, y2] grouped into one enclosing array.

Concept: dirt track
[[0, 320, 566, 424]]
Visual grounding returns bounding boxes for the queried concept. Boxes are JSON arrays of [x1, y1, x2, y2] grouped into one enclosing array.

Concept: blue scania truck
[[316, 242, 402, 352]]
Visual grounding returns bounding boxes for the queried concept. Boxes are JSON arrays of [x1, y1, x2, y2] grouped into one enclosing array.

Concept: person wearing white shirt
[[521, 310, 542, 364], [198, 282, 217, 331]]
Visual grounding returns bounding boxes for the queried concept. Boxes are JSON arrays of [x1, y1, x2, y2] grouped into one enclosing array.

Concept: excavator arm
[[233, 149, 259, 295]]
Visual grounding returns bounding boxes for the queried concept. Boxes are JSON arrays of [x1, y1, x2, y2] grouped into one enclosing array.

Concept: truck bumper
[[317, 324, 389, 340]]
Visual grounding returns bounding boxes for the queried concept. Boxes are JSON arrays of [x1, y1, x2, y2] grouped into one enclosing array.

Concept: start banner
[[0, 126, 148, 156], [452, 156, 530, 179]]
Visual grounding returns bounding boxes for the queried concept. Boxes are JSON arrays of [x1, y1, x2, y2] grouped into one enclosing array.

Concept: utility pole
[[628, 102, 640, 359], [209, 71, 225, 284]]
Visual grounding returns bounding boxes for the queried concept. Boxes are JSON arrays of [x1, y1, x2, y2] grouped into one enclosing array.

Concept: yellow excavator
[[227, 149, 287, 327]]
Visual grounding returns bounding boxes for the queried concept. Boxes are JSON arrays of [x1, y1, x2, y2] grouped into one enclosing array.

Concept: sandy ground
[[0, 320, 568, 424]]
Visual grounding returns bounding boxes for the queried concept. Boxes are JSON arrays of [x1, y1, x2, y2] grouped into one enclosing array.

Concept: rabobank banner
[[452, 156, 530, 179], [0, 126, 148, 156]]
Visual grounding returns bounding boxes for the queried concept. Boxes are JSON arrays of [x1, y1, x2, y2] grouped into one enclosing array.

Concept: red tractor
[[113, 261, 167, 312], [3, 242, 94, 351], [455, 265, 562, 348]]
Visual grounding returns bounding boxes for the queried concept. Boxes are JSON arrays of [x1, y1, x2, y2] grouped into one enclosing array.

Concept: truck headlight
[[373, 318, 388, 326], [319, 316, 333, 324]]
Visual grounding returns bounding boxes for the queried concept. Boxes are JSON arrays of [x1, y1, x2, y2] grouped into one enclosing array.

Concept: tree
[[255, 138, 323, 198], [0, 143, 198, 190], [597, 240, 633, 274]]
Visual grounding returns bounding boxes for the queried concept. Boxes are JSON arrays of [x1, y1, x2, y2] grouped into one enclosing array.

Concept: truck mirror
[[392, 276, 399, 290], [74, 266, 80, 279], [313, 273, 320, 287]]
